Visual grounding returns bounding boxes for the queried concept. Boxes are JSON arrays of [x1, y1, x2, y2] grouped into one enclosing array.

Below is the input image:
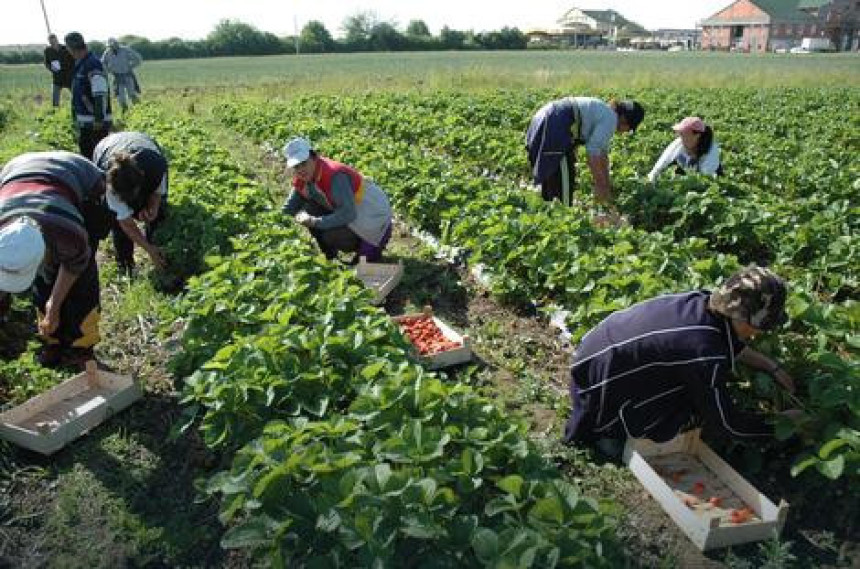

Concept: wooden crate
[[393, 306, 472, 370], [623, 429, 788, 551], [355, 257, 404, 305], [0, 361, 142, 455]]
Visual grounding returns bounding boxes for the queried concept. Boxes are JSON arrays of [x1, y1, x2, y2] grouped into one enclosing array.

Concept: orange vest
[[292, 157, 365, 209]]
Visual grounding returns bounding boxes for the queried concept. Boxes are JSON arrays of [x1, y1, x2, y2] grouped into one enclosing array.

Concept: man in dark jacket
[[44, 34, 75, 107], [64, 32, 113, 158], [564, 266, 798, 456]]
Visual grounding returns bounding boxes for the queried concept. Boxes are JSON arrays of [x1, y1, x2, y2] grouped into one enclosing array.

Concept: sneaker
[[36, 344, 65, 368], [117, 259, 136, 278], [594, 438, 625, 460], [59, 347, 97, 372]]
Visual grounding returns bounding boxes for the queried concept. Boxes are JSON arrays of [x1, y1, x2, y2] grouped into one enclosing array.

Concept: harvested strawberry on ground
[[670, 468, 689, 483], [692, 481, 706, 495], [398, 316, 461, 355], [708, 496, 723, 507], [729, 507, 754, 524]]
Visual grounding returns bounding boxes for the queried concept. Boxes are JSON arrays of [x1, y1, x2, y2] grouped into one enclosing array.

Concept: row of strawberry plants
[[125, 104, 622, 567], [214, 92, 859, 483], [219, 89, 859, 299]]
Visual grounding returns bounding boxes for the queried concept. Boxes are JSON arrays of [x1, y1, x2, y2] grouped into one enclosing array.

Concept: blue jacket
[[525, 98, 579, 184], [565, 291, 773, 444], [71, 53, 112, 126]]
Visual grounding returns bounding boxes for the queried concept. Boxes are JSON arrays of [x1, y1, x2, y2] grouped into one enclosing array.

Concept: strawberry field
[[0, 73, 858, 567]]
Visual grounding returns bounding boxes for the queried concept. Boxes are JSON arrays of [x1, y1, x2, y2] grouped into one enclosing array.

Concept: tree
[[341, 11, 378, 49], [476, 27, 527, 50], [439, 26, 467, 49], [406, 20, 431, 37], [369, 22, 406, 51], [300, 21, 335, 53], [206, 19, 282, 56]]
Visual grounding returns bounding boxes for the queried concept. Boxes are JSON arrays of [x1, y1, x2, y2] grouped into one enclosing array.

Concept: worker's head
[[673, 116, 713, 158], [48, 34, 58, 48], [709, 265, 788, 338], [283, 137, 316, 182], [613, 100, 645, 134], [0, 218, 46, 293], [64, 32, 87, 59], [106, 152, 146, 206], [108, 37, 119, 51]]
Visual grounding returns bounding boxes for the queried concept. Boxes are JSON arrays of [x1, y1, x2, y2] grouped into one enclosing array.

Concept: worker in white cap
[[0, 151, 108, 369], [281, 137, 393, 263], [648, 116, 723, 182]]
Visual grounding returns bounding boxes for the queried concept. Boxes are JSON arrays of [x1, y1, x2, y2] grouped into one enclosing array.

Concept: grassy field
[[1, 50, 860, 97]]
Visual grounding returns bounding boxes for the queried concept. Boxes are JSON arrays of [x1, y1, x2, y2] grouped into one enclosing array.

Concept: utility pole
[[294, 15, 300, 54], [39, 0, 52, 35]]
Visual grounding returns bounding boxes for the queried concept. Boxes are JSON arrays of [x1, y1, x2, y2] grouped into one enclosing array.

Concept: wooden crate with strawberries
[[623, 429, 789, 551]]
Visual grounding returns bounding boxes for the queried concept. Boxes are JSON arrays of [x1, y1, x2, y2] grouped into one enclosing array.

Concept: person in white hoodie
[[648, 116, 722, 182]]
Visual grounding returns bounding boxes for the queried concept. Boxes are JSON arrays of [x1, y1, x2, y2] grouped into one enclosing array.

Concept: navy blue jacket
[[525, 98, 578, 184], [71, 53, 112, 126], [565, 291, 773, 443]]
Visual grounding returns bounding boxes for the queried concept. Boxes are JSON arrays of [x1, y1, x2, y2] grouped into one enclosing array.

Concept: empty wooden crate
[[0, 362, 142, 455], [355, 257, 404, 305]]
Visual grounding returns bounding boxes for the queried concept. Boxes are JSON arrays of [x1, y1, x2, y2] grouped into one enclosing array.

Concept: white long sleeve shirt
[[648, 138, 721, 182]]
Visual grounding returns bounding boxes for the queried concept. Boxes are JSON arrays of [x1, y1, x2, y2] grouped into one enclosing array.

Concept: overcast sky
[[3, 0, 730, 45]]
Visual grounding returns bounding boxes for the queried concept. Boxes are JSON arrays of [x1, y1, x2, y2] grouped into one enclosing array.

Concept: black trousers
[[77, 123, 112, 159], [539, 150, 577, 206], [112, 197, 168, 266], [301, 200, 361, 260], [33, 256, 100, 349]]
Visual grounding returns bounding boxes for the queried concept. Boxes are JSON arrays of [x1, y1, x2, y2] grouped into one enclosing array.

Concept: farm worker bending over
[[281, 137, 393, 263], [564, 265, 799, 457], [101, 38, 143, 113], [65, 32, 113, 159], [648, 116, 722, 182], [0, 151, 111, 369], [93, 131, 168, 275], [526, 97, 645, 213]]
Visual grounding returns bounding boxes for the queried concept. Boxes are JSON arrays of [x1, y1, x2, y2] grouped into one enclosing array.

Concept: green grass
[[2, 51, 859, 97]]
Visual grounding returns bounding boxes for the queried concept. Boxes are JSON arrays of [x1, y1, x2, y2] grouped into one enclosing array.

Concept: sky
[[2, 0, 730, 46]]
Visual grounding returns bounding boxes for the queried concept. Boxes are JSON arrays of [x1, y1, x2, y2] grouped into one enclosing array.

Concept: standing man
[[43, 34, 74, 108], [526, 97, 644, 216], [101, 38, 142, 113], [64, 31, 112, 158], [563, 265, 798, 456]]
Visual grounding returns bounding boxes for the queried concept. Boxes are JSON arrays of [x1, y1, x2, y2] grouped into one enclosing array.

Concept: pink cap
[[672, 116, 706, 134]]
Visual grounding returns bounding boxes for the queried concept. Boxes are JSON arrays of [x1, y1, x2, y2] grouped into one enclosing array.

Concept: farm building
[[700, 0, 859, 51], [799, 0, 860, 50], [526, 7, 647, 47]]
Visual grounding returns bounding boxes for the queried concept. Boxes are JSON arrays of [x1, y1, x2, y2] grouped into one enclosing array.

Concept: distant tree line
[[0, 16, 528, 64]]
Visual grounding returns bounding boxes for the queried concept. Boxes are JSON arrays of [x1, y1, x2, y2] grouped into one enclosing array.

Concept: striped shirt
[[0, 180, 91, 275], [570, 291, 772, 442]]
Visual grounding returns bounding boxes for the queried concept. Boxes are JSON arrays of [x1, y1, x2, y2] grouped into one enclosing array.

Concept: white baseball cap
[[282, 137, 312, 168], [0, 218, 46, 293]]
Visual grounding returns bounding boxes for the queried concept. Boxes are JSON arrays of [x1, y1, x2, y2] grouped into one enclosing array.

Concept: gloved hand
[[50, 60, 61, 72], [294, 211, 316, 227]]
